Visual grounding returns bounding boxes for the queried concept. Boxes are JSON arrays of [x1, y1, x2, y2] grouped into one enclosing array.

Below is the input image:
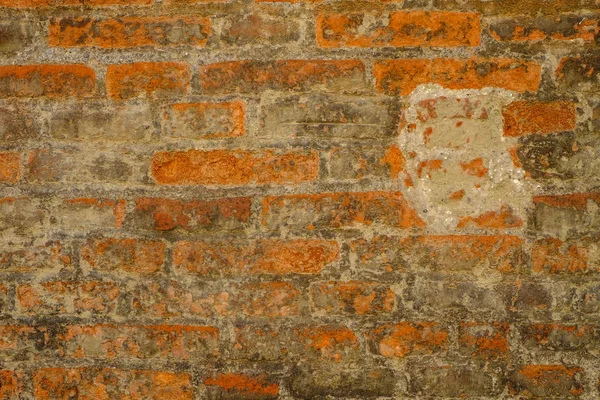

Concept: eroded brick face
[[1, 0, 598, 398]]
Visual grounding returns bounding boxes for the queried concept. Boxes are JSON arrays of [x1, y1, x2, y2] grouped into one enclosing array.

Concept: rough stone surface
[[0, 0, 599, 398]]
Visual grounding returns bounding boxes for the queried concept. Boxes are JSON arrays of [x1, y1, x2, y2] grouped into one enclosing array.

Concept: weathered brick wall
[[0, 0, 599, 398]]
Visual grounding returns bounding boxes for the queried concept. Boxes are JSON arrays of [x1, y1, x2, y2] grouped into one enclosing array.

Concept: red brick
[[204, 373, 279, 399], [311, 281, 395, 315], [317, 11, 480, 48], [58, 324, 219, 359], [0, 64, 95, 98], [81, 238, 165, 274], [49, 16, 210, 48], [152, 149, 319, 185], [510, 365, 584, 397], [106, 62, 190, 100], [459, 322, 509, 358], [350, 235, 524, 273], [163, 102, 245, 139], [134, 197, 251, 231], [374, 58, 541, 95], [16, 281, 119, 315], [0, 325, 51, 360], [172, 239, 339, 276], [367, 322, 448, 357], [294, 325, 360, 362], [57, 198, 126, 230], [200, 59, 365, 94], [0, 152, 21, 183], [503, 101, 577, 137], [457, 204, 524, 229], [0, 371, 23, 399], [237, 282, 301, 317], [0, 241, 71, 273], [262, 191, 425, 230], [532, 238, 592, 274], [34, 368, 193, 399]]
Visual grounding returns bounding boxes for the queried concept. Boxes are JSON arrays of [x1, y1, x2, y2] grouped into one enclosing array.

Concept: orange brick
[[532, 238, 591, 274], [0, 241, 71, 273], [457, 205, 523, 229], [317, 11, 480, 48], [58, 198, 126, 229], [34, 368, 193, 399], [489, 15, 600, 42], [459, 322, 510, 358], [81, 238, 166, 274], [151, 149, 319, 185], [533, 192, 600, 210], [200, 59, 365, 94], [460, 158, 488, 178], [367, 322, 448, 357], [503, 101, 577, 137], [262, 191, 425, 230], [311, 281, 395, 315], [0, 371, 23, 399], [237, 282, 301, 317], [204, 373, 279, 399], [134, 197, 251, 231], [294, 325, 360, 362], [173, 239, 339, 276], [510, 365, 584, 397], [50, 16, 210, 48], [0, 152, 21, 183], [106, 62, 190, 99], [374, 58, 541, 95], [58, 324, 219, 359], [163, 102, 245, 139], [0, 65, 95, 98]]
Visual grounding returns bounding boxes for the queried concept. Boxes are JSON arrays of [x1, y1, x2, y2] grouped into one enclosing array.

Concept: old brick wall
[[0, 0, 599, 398]]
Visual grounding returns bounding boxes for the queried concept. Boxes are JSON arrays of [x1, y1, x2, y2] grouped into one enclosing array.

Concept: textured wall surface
[[0, 0, 599, 398]]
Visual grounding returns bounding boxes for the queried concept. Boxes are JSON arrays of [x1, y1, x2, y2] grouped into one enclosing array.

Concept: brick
[[0, 65, 95, 98], [204, 373, 279, 399], [291, 368, 395, 399], [531, 238, 597, 274], [510, 365, 584, 397], [232, 325, 287, 361], [556, 55, 600, 90], [457, 204, 524, 229], [576, 283, 600, 314], [106, 62, 190, 100], [0, 0, 151, 5], [408, 364, 504, 397], [0, 325, 52, 360], [262, 191, 425, 230], [162, 102, 245, 139], [522, 324, 597, 351], [134, 197, 251, 231], [327, 145, 409, 181], [431, 0, 598, 15], [490, 15, 600, 42], [532, 193, 600, 237], [293, 325, 360, 362], [219, 13, 301, 46], [172, 239, 339, 276], [0, 20, 35, 53], [367, 322, 448, 358], [0, 152, 21, 184], [17, 281, 119, 315], [0, 371, 23, 399], [34, 368, 192, 399], [58, 324, 219, 360], [374, 58, 541, 95], [317, 11, 480, 48], [459, 322, 509, 358], [407, 277, 507, 317], [236, 281, 301, 317], [200, 59, 366, 94], [151, 149, 319, 185], [0, 105, 39, 143], [54, 198, 126, 231], [260, 94, 397, 139], [49, 16, 210, 48], [0, 241, 71, 273], [0, 197, 46, 240], [503, 101, 577, 137], [49, 101, 154, 142], [352, 235, 523, 274], [311, 281, 395, 315], [81, 238, 165, 274]]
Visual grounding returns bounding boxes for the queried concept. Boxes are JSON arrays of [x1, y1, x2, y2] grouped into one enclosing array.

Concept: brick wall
[[0, 0, 599, 398]]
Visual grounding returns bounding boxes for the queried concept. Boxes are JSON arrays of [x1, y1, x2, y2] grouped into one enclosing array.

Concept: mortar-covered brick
[[3, 0, 600, 397]]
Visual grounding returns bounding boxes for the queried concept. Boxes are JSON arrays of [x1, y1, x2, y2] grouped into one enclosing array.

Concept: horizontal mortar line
[[281, 122, 385, 127]]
